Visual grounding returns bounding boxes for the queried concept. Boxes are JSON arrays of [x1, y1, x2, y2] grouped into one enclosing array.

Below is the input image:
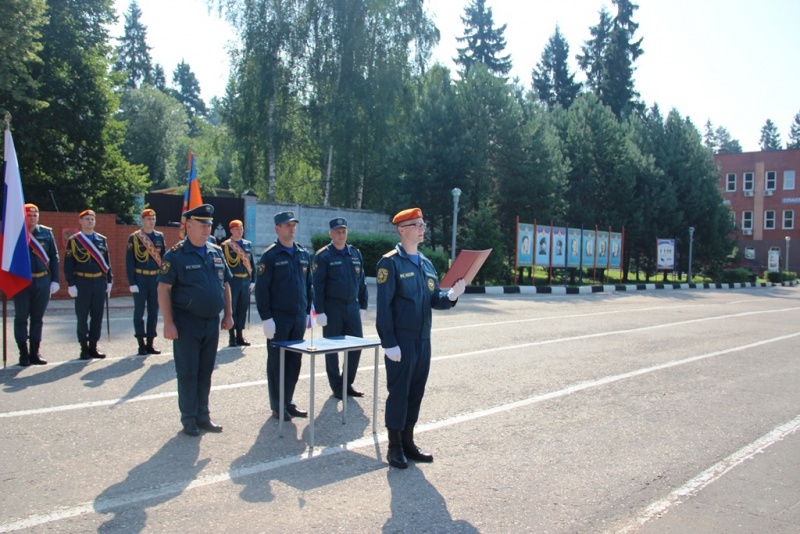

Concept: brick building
[[715, 148, 800, 273]]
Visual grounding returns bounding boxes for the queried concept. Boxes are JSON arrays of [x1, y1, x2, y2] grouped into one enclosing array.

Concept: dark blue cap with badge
[[274, 211, 299, 225], [329, 217, 347, 230], [184, 204, 214, 223]]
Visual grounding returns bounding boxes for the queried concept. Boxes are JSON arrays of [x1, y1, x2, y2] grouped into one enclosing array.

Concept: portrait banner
[[656, 238, 676, 271], [551, 227, 567, 268], [517, 223, 534, 267], [582, 230, 596, 268], [609, 232, 623, 269], [567, 228, 582, 268], [534, 226, 551, 267], [596, 231, 610, 269]]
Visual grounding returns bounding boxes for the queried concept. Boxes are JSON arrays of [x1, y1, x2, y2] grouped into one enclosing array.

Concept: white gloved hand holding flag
[[306, 304, 316, 329]]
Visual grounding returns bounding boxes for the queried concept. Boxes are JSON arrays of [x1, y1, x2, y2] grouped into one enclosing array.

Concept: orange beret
[[141, 208, 156, 217], [229, 219, 243, 229], [79, 209, 96, 218], [24, 203, 38, 213], [392, 207, 423, 225]]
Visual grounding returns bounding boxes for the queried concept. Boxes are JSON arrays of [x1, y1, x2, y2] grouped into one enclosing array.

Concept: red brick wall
[[39, 211, 182, 299]]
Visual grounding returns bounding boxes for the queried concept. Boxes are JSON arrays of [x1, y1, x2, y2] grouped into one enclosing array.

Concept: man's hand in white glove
[[316, 313, 327, 327], [249, 282, 255, 292], [107, 283, 113, 296], [447, 279, 466, 301], [385, 346, 401, 362], [129, 285, 139, 294], [68, 286, 78, 298], [360, 309, 366, 320], [262, 318, 276, 339], [49, 282, 60, 295]]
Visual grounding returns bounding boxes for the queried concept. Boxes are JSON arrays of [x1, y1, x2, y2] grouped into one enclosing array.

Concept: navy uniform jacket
[[158, 239, 232, 318], [126, 229, 166, 284], [221, 239, 255, 282], [64, 232, 113, 284], [313, 243, 367, 314], [375, 244, 454, 348], [29, 224, 60, 282], [255, 241, 313, 320]]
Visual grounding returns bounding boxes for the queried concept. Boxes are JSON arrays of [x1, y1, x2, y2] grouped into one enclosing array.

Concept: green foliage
[[759, 119, 782, 151], [460, 201, 508, 285], [113, 1, 153, 89], [767, 271, 797, 283], [787, 112, 800, 149], [455, 0, 513, 77], [531, 25, 581, 111], [718, 268, 756, 284], [0, 0, 47, 111]]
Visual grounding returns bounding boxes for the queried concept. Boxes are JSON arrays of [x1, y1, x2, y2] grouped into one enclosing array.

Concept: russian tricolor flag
[[307, 303, 316, 329], [0, 129, 32, 298], [180, 151, 203, 237]]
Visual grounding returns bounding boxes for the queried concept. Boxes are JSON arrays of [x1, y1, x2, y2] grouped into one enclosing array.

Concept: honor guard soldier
[[376, 208, 465, 469], [64, 209, 113, 360], [13, 204, 60, 366], [255, 210, 313, 420], [221, 219, 255, 347], [157, 204, 233, 436], [126, 208, 166, 355], [313, 217, 368, 399]]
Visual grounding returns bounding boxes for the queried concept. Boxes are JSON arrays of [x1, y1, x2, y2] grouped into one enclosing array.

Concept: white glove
[[316, 313, 327, 327], [447, 279, 466, 301], [249, 282, 255, 292], [129, 285, 139, 294], [385, 346, 401, 362], [68, 286, 78, 298], [262, 318, 276, 339], [107, 283, 113, 296], [49, 282, 60, 295], [360, 309, 366, 320]]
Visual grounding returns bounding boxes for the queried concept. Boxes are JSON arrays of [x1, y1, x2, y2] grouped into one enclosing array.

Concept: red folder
[[439, 249, 492, 289]]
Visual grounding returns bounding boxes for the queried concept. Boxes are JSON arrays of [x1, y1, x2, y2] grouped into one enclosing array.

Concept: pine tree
[[715, 126, 742, 154], [786, 112, 800, 149], [531, 25, 581, 110], [113, 1, 153, 89], [759, 119, 781, 151], [172, 61, 207, 118], [455, 0, 513, 76]]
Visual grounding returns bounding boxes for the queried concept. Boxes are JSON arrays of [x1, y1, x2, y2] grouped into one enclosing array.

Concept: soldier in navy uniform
[[222, 219, 255, 347], [157, 204, 233, 436], [64, 209, 112, 360], [313, 217, 368, 399], [376, 207, 465, 469], [13, 203, 60, 366], [126, 208, 166, 355], [255, 210, 313, 421]]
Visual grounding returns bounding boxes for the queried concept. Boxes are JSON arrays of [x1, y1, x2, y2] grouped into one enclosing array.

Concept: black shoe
[[332, 389, 343, 400], [236, 338, 251, 346], [286, 404, 308, 418], [146, 343, 161, 355], [228, 338, 238, 347], [183, 422, 200, 437], [387, 445, 408, 469], [18, 357, 31, 367], [347, 386, 365, 397], [198, 420, 223, 433], [403, 443, 434, 463], [271, 409, 292, 420], [29, 355, 47, 365]]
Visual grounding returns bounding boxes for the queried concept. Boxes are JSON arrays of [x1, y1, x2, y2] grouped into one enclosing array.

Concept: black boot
[[402, 424, 433, 463], [17, 342, 30, 367], [387, 429, 408, 469], [228, 330, 238, 347], [89, 341, 106, 359], [236, 329, 251, 346], [146, 337, 161, 354], [29, 341, 47, 365], [79, 341, 90, 360], [137, 337, 148, 356]]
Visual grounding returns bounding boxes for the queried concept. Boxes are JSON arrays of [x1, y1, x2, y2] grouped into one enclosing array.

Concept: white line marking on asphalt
[[1, 332, 799, 532]]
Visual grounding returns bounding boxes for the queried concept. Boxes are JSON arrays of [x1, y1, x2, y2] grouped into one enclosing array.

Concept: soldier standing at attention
[[64, 209, 112, 360], [126, 208, 166, 355], [313, 217, 368, 399], [222, 219, 255, 347], [13, 203, 60, 366], [255, 210, 313, 421], [376, 207, 465, 469], [157, 204, 233, 436]]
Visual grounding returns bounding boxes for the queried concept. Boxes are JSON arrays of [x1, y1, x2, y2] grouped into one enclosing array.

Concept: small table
[[271, 335, 382, 448]]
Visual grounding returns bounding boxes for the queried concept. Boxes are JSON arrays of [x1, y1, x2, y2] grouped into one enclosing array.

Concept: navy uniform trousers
[[172, 309, 220, 426], [230, 276, 250, 331], [267, 311, 306, 412], [323, 299, 363, 392], [13, 276, 51, 344], [384, 335, 432, 430], [133, 273, 159, 339], [75, 276, 106, 343]]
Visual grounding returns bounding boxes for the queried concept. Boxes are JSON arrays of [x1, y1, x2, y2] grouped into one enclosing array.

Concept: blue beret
[[329, 217, 347, 230], [184, 204, 214, 223], [274, 211, 299, 225]]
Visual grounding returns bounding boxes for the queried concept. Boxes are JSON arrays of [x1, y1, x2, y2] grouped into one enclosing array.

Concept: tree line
[[2, 0, 799, 282]]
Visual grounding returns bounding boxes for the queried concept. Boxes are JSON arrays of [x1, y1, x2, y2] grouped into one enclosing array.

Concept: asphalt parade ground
[[1, 285, 799, 533]]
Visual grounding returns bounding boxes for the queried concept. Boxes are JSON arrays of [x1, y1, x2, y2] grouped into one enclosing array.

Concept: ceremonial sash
[[75, 232, 110, 273], [29, 235, 50, 273], [225, 239, 253, 276], [136, 229, 163, 267]]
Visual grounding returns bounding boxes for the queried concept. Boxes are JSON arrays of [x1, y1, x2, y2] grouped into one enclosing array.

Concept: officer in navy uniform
[[376, 207, 465, 469], [64, 209, 113, 360], [157, 204, 233, 436], [13, 203, 60, 366], [313, 217, 368, 399], [126, 208, 166, 355], [222, 219, 255, 347], [255, 210, 313, 420]]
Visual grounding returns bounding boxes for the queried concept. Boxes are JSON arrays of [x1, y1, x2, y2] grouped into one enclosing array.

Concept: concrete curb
[[463, 280, 799, 295]]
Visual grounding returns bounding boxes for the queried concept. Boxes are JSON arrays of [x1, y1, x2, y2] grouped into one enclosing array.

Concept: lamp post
[[451, 188, 461, 264], [687, 227, 695, 282], [785, 236, 791, 271]]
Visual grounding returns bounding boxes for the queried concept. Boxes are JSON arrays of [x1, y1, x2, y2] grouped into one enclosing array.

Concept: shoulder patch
[[377, 268, 389, 284], [263, 243, 277, 254], [95, 232, 107, 239], [40, 224, 52, 231], [212, 243, 222, 250], [382, 249, 398, 258], [316, 246, 327, 255], [170, 241, 185, 252]]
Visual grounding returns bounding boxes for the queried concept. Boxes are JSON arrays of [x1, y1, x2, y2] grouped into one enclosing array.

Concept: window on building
[[743, 172, 754, 191], [783, 210, 794, 229], [742, 211, 753, 230], [784, 170, 796, 190], [764, 210, 776, 230], [766, 171, 777, 190], [726, 173, 736, 191]]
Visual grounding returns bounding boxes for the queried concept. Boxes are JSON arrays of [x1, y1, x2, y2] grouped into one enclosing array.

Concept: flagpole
[[3, 114, 10, 368]]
